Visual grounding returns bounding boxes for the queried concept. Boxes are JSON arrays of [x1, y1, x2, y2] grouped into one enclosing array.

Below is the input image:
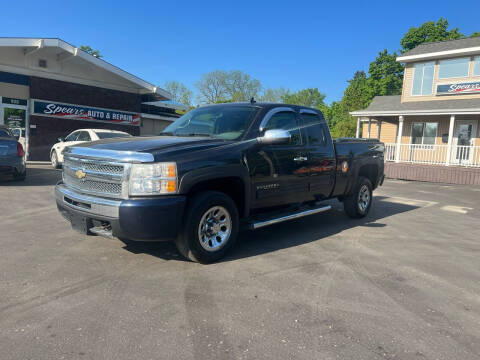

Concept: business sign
[[32, 100, 140, 126], [436, 82, 480, 96]]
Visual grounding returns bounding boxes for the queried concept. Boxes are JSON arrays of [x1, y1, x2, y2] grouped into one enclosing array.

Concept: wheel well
[[187, 177, 246, 217], [358, 164, 378, 188]]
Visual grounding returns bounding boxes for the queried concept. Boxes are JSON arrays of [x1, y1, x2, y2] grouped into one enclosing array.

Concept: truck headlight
[[129, 162, 177, 195]]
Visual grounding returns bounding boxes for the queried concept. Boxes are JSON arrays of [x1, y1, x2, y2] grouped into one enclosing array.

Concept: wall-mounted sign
[[2, 97, 27, 106], [436, 82, 480, 96], [4, 108, 26, 128], [32, 100, 140, 126]]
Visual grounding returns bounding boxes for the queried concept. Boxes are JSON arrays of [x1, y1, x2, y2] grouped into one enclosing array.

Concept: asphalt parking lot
[[1, 164, 480, 360]]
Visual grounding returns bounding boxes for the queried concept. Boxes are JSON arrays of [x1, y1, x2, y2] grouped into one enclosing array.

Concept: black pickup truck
[[55, 102, 384, 263]]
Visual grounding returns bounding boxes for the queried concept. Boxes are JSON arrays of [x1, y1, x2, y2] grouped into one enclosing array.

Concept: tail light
[[17, 142, 25, 157]]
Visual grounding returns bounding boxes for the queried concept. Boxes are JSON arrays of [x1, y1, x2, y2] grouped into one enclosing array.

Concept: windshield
[[162, 105, 259, 140], [95, 132, 132, 139]]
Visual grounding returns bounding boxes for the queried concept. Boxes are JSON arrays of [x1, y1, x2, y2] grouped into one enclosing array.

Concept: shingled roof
[[402, 37, 480, 57], [350, 95, 480, 116]]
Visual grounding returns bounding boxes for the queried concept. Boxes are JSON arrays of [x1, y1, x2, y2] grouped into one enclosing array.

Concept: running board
[[250, 205, 331, 230]]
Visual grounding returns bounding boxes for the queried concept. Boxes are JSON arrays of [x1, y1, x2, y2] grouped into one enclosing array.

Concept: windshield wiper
[[182, 133, 214, 137]]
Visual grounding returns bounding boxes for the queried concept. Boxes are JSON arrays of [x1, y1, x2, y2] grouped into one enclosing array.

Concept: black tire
[[13, 169, 26, 181], [175, 191, 239, 264], [51, 151, 60, 169], [344, 176, 373, 219]]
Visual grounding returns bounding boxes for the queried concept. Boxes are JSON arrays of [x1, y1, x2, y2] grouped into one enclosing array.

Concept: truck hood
[[71, 135, 236, 160]]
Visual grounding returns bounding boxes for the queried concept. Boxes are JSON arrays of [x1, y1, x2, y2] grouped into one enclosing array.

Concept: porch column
[[395, 116, 404, 163], [356, 117, 361, 138], [367, 118, 371, 138], [445, 115, 455, 166], [377, 120, 382, 140]]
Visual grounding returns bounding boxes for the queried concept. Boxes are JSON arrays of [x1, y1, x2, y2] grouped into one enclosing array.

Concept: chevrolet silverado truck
[[55, 102, 384, 263]]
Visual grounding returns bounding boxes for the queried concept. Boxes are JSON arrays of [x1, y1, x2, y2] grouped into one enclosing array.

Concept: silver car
[[0, 125, 26, 181]]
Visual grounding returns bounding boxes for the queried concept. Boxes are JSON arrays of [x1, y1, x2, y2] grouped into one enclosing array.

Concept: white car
[[50, 129, 132, 168], [11, 128, 26, 150]]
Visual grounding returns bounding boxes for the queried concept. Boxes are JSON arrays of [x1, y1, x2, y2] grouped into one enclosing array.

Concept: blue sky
[[2, 1, 479, 103]]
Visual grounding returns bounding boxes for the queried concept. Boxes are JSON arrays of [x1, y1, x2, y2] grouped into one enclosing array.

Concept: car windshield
[[162, 105, 259, 140], [95, 132, 132, 139]]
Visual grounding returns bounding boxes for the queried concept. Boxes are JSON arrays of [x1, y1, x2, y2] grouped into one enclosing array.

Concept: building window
[[411, 122, 438, 145], [474, 56, 480, 76], [412, 62, 434, 95], [438, 57, 470, 79]]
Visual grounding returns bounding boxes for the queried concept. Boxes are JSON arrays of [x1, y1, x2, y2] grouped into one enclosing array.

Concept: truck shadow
[[122, 196, 419, 263]]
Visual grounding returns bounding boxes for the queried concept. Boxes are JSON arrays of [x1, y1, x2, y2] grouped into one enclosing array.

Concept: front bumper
[[55, 182, 186, 241]]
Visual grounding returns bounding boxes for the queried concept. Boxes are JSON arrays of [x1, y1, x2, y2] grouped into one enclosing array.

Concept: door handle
[[294, 156, 308, 162]]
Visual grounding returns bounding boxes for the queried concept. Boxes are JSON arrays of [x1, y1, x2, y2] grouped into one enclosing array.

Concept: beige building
[[352, 37, 480, 185]]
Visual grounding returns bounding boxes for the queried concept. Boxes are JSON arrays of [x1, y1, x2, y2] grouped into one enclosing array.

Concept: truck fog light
[[129, 162, 177, 195]]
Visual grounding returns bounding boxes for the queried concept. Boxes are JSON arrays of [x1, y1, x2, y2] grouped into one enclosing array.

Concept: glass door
[[452, 120, 478, 165], [0, 97, 28, 157]]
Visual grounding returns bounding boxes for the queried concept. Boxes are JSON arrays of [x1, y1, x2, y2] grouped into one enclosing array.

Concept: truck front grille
[[63, 156, 127, 199]]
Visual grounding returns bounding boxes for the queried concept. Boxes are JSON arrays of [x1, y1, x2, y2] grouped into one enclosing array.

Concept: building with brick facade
[[0, 38, 182, 161]]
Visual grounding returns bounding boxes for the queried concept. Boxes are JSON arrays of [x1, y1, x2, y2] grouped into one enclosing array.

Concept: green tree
[[79, 45, 103, 58], [259, 87, 288, 103], [471, 32, 480, 38], [342, 71, 372, 111], [367, 49, 404, 96], [226, 70, 262, 101], [281, 88, 326, 108], [195, 70, 262, 104], [164, 81, 193, 107], [400, 18, 464, 53]]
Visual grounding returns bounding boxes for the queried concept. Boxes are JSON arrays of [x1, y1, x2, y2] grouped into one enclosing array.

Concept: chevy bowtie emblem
[[75, 169, 86, 180]]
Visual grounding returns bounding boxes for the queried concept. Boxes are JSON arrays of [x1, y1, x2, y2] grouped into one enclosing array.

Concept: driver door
[[250, 108, 311, 209]]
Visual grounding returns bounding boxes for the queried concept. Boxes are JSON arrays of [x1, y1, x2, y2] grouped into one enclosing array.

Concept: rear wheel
[[13, 168, 26, 181], [51, 151, 60, 169], [344, 176, 372, 218], [175, 191, 239, 264]]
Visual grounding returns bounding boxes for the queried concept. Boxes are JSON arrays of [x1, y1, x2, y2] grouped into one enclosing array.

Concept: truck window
[[301, 113, 326, 146], [263, 111, 302, 145]]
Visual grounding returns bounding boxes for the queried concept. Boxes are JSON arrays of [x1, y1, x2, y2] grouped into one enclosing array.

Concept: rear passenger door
[[299, 109, 336, 199]]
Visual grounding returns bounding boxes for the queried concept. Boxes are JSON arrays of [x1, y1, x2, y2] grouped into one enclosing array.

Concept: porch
[[350, 95, 480, 185]]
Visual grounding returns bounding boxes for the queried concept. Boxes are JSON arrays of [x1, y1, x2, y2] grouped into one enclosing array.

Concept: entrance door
[[452, 120, 478, 165], [1, 97, 28, 156]]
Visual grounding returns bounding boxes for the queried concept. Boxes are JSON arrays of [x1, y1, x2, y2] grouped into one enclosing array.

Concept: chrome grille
[[63, 156, 126, 199]]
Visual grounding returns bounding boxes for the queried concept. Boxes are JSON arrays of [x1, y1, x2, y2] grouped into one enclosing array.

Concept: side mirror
[[58, 137, 65, 142], [257, 129, 291, 145]]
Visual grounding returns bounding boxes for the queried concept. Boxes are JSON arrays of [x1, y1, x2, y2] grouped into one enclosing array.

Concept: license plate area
[[58, 204, 93, 234]]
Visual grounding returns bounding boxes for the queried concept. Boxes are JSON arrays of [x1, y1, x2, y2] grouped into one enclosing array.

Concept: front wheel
[[51, 151, 60, 169], [344, 177, 373, 218], [175, 191, 239, 264]]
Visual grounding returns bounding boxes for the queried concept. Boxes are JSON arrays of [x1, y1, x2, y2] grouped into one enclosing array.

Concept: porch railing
[[384, 143, 480, 168]]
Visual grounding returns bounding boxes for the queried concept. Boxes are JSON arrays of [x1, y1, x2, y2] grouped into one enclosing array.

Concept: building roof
[[0, 37, 171, 100], [350, 95, 480, 116], [397, 37, 480, 63]]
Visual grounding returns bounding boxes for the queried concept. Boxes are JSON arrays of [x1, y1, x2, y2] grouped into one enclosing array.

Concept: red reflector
[[17, 142, 25, 157]]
